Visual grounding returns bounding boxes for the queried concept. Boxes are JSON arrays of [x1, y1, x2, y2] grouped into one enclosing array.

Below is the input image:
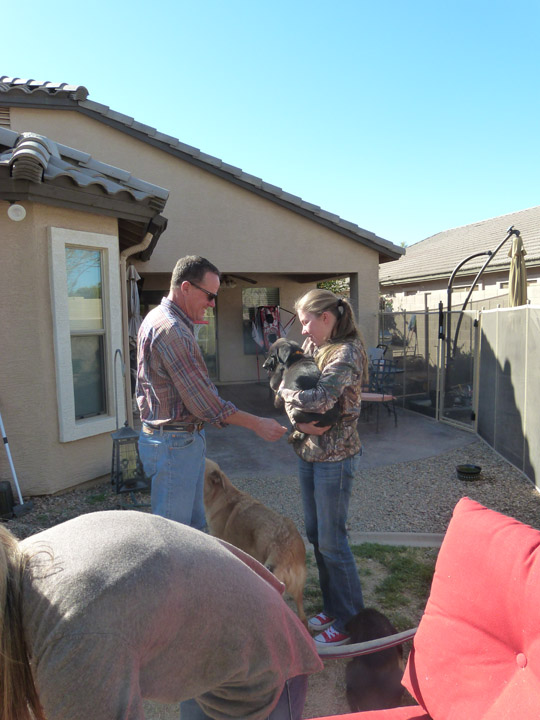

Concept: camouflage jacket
[[279, 338, 365, 462]]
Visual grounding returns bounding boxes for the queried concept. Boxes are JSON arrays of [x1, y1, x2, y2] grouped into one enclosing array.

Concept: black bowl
[[456, 464, 482, 481]]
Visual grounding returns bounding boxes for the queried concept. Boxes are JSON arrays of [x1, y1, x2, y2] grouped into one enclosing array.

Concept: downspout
[[120, 233, 153, 426]]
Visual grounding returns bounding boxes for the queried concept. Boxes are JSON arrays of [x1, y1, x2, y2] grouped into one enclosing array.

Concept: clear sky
[[3, 0, 539, 246]]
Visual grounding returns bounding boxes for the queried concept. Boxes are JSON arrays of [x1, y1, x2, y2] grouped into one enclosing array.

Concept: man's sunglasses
[[189, 281, 218, 302]]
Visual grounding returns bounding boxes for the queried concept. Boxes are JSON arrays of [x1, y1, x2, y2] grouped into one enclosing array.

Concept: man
[[137, 255, 287, 527]]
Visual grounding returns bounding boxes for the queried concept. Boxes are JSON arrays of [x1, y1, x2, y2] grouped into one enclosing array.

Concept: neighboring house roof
[[0, 126, 169, 253], [0, 76, 403, 263], [380, 205, 540, 287]]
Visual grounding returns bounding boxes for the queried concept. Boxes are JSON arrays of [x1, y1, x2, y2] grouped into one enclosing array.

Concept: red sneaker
[[308, 611, 335, 632], [313, 625, 351, 646]]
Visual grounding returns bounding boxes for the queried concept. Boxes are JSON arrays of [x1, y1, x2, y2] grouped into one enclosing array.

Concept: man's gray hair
[[170, 256, 221, 289]]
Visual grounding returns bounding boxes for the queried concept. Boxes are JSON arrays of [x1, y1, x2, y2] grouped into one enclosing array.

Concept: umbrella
[[127, 264, 142, 339], [508, 233, 528, 307]]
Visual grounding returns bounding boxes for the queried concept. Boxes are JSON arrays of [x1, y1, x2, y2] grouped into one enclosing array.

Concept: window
[[242, 287, 279, 354], [66, 247, 106, 418], [49, 228, 124, 441]]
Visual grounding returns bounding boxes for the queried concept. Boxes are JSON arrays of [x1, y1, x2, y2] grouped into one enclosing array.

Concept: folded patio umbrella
[[127, 264, 142, 339], [508, 233, 528, 307]]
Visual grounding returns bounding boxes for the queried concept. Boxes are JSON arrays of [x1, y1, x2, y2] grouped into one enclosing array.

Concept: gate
[[378, 308, 478, 430]]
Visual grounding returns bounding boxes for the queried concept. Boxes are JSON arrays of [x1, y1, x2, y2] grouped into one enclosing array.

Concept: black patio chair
[[361, 358, 398, 431]]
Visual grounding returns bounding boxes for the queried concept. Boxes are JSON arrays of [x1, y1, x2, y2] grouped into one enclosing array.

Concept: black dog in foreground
[[262, 338, 341, 431], [345, 608, 405, 712]]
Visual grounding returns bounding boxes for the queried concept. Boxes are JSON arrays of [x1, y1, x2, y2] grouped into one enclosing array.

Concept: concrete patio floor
[[206, 382, 476, 478]]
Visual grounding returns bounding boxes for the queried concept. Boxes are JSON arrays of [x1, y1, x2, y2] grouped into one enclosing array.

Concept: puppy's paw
[[288, 430, 306, 444]]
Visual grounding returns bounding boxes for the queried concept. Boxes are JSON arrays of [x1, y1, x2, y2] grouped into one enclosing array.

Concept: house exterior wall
[[9, 107, 381, 354], [383, 268, 540, 314], [0, 201, 119, 495]]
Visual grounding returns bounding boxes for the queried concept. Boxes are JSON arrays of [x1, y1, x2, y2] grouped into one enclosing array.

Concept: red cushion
[[309, 707, 430, 719], [403, 497, 540, 719]]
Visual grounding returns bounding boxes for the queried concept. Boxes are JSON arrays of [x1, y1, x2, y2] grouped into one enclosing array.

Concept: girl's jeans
[[298, 454, 364, 632]]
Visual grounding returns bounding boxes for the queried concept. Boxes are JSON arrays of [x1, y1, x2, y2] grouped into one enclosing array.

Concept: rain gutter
[[120, 233, 153, 426]]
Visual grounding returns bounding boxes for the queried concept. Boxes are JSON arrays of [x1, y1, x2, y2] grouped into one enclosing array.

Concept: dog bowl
[[456, 464, 482, 481]]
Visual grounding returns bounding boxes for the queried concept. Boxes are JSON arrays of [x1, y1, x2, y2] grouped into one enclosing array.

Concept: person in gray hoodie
[[2, 510, 323, 720]]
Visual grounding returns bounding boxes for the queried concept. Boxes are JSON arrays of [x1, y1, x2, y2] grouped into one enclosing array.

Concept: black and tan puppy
[[204, 458, 307, 625], [262, 338, 341, 429], [345, 608, 405, 712]]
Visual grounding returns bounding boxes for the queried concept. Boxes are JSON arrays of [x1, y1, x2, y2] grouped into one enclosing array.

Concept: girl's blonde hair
[[0, 525, 44, 720], [295, 288, 368, 383]]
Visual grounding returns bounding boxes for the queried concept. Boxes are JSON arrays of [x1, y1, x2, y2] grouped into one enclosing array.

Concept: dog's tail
[[266, 537, 307, 627]]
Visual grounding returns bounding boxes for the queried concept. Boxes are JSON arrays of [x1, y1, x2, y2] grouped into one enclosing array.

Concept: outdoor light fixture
[[7, 203, 26, 221], [110, 423, 150, 495]]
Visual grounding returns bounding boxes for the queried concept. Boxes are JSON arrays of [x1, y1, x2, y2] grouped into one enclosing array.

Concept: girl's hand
[[296, 421, 331, 436]]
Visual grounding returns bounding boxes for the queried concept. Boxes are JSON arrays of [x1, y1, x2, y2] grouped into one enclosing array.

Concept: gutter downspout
[[120, 233, 153, 426]]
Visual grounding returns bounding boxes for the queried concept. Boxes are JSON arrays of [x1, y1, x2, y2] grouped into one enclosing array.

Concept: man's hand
[[295, 421, 331, 436], [255, 417, 288, 441]]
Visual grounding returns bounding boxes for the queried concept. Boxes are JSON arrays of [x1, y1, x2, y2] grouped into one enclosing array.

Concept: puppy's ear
[[277, 342, 303, 366], [277, 344, 292, 365]]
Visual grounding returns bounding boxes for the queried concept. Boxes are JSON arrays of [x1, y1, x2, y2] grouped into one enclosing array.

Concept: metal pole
[[0, 410, 24, 505], [450, 226, 518, 359]]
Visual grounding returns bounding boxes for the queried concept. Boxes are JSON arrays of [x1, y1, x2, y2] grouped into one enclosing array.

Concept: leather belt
[[143, 422, 205, 435]]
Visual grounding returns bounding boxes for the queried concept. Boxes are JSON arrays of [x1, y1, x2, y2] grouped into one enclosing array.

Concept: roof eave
[[0, 176, 168, 254], [1, 93, 402, 261]]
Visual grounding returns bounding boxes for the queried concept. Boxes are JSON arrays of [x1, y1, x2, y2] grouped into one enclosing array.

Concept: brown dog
[[204, 458, 307, 625], [345, 608, 404, 712]]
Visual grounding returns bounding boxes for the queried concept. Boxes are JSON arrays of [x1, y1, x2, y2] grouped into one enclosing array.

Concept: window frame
[[49, 227, 124, 442]]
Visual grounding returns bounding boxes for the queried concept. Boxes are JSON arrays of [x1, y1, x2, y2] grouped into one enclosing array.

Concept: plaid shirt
[[136, 298, 237, 427], [279, 338, 365, 462]]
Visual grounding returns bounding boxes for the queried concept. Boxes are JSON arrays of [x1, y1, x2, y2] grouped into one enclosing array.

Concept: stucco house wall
[[10, 106, 383, 373], [0, 77, 402, 497], [0, 204, 123, 495]]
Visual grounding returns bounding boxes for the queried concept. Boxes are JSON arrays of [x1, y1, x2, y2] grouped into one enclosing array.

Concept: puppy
[[262, 338, 341, 430], [204, 458, 307, 625], [345, 608, 405, 712]]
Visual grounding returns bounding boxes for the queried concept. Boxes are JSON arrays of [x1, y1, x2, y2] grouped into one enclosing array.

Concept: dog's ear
[[208, 469, 226, 489], [277, 342, 304, 366]]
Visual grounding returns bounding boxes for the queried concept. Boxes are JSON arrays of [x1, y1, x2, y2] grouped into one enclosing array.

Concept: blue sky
[[3, 0, 540, 246]]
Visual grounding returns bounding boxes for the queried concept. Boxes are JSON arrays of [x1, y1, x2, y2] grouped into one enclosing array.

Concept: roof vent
[[10, 133, 53, 183]]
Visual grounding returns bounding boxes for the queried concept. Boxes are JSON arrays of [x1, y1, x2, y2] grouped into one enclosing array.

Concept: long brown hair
[[295, 288, 368, 384], [0, 525, 45, 720]]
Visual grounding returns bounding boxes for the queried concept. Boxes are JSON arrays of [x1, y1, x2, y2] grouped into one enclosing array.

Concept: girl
[[278, 288, 368, 646]]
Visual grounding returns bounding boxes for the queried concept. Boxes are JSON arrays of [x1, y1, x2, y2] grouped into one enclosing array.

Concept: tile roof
[[0, 76, 403, 261], [0, 126, 168, 212], [0, 77, 88, 101], [379, 205, 540, 286]]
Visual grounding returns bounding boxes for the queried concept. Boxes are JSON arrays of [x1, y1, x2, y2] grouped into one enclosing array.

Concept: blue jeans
[[299, 455, 364, 633], [179, 675, 308, 719], [138, 427, 206, 529]]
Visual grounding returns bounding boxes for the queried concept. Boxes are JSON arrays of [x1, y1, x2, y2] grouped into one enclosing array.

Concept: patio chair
[[368, 346, 385, 362], [310, 497, 540, 719], [361, 358, 398, 431]]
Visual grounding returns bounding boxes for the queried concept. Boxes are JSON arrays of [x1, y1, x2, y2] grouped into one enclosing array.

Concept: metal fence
[[379, 306, 540, 488], [477, 306, 540, 488]]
